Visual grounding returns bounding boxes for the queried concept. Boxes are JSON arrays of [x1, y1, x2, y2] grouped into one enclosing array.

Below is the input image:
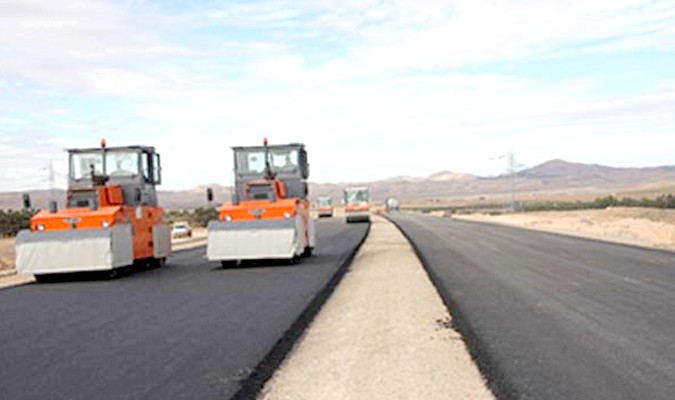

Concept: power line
[[491, 149, 524, 212]]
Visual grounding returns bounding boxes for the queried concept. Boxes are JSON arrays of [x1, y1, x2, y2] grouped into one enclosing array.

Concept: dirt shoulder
[[455, 207, 675, 252], [259, 216, 493, 400], [0, 237, 15, 274]]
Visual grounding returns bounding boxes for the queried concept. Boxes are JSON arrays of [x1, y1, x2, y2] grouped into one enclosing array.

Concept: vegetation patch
[[164, 207, 219, 227], [0, 210, 34, 237]]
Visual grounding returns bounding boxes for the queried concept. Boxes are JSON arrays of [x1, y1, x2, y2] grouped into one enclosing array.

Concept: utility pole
[[492, 150, 522, 212], [48, 160, 56, 206]]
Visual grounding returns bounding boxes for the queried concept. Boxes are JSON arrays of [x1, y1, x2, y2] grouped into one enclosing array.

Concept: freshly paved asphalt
[[0, 219, 368, 400], [390, 213, 675, 400]]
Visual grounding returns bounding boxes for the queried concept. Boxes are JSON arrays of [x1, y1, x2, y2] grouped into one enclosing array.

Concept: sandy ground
[[0, 228, 208, 289], [258, 216, 493, 400], [455, 207, 675, 252], [0, 237, 15, 273]]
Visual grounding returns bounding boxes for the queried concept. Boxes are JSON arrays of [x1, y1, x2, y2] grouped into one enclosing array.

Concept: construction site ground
[[259, 215, 493, 400], [454, 207, 675, 252], [7, 207, 670, 278], [3, 208, 675, 398]]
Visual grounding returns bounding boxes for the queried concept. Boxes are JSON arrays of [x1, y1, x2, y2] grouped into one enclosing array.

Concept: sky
[[1, 0, 674, 191]]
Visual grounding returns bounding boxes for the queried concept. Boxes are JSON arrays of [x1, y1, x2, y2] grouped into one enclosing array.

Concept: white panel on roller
[[15, 225, 133, 275], [207, 217, 304, 261], [308, 217, 316, 248], [152, 224, 171, 258], [346, 210, 370, 223]]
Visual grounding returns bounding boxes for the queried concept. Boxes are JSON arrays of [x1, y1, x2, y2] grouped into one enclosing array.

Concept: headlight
[[36, 224, 45, 231], [224, 215, 232, 222], [101, 221, 110, 228], [283, 211, 292, 219]]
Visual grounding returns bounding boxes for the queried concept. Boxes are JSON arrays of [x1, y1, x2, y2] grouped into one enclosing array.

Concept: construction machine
[[15, 140, 171, 281], [384, 197, 400, 213], [207, 139, 315, 265], [344, 187, 370, 223], [316, 196, 333, 218]]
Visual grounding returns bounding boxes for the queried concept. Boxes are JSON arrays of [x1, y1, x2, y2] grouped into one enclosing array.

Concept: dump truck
[[207, 139, 315, 265], [316, 196, 333, 218], [15, 140, 171, 281], [344, 187, 370, 223]]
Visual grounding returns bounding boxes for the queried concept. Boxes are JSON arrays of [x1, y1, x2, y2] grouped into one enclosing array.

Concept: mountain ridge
[[2, 159, 674, 210]]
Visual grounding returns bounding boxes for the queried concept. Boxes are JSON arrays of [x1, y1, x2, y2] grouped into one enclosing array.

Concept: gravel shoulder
[[259, 216, 493, 400]]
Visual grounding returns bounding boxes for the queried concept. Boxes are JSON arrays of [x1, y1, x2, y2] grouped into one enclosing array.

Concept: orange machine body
[[218, 179, 312, 246], [344, 204, 370, 213], [30, 185, 164, 261], [207, 140, 315, 262]]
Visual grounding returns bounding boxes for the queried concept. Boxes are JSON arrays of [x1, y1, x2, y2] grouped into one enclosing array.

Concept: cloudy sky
[[1, 0, 674, 191]]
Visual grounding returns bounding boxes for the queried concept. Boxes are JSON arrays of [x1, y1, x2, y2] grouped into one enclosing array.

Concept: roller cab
[[15, 142, 170, 280], [207, 140, 315, 265]]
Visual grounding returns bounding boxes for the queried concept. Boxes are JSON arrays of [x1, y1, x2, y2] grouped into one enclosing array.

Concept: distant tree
[[192, 207, 219, 227], [0, 209, 34, 237]]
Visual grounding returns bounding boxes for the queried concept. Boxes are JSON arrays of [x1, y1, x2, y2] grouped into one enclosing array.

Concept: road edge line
[[231, 221, 372, 400], [385, 215, 514, 400]]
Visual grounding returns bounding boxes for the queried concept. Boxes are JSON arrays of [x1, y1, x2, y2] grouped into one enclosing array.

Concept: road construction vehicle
[[344, 187, 370, 223], [384, 197, 400, 213], [316, 196, 334, 218], [15, 140, 171, 281], [207, 139, 315, 265]]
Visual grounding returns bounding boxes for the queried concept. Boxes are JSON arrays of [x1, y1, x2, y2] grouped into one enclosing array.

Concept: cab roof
[[67, 145, 156, 153], [231, 143, 304, 151]]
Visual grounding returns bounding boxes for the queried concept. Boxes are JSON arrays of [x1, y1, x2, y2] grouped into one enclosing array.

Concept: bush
[[0, 209, 34, 237], [520, 194, 675, 212], [164, 207, 219, 227]]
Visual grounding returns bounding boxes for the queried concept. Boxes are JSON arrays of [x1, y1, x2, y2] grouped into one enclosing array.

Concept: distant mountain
[[159, 184, 231, 210], [427, 171, 477, 181], [516, 159, 675, 188], [2, 160, 674, 210], [379, 175, 425, 183]]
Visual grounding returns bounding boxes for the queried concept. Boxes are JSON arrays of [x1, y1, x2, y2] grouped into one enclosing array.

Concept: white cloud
[[0, 132, 69, 192], [1, 0, 675, 191], [0, 0, 178, 94]]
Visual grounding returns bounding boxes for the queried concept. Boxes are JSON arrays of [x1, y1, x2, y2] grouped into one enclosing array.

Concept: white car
[[171, 222, 192, 238]]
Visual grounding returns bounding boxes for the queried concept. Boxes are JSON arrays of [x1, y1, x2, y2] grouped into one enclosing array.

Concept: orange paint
[[219, 199, 302, 221], [217, 176, 312, 250], [30, 203, 164, 261], [345, 204, 370, 212]]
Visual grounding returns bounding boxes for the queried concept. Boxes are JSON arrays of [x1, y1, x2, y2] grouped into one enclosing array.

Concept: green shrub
[[0, 209, 34, 237], [164, 207, 219, 227]]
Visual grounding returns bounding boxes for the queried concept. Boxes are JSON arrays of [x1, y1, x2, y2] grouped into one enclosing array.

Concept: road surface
[[389, 213, 675, 400], [0, 219, 368, 400]]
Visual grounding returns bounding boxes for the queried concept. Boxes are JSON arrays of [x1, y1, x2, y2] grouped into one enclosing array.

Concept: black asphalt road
[[0, 219, 368, 400], [390, 214, 675, 400]]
